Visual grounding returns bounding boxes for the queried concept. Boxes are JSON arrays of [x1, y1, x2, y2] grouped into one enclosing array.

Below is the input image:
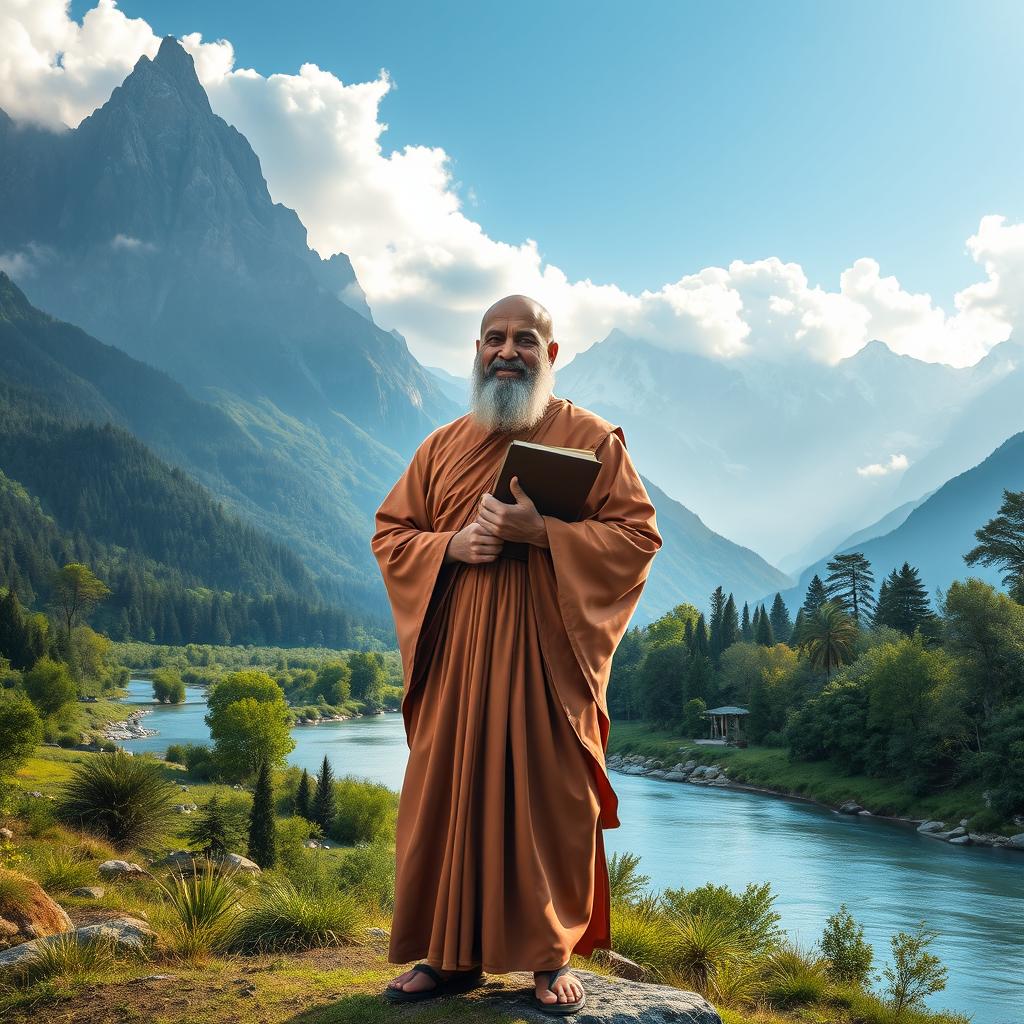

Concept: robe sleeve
[[370, 438, 460, 698], [537, 426, 662, 711]]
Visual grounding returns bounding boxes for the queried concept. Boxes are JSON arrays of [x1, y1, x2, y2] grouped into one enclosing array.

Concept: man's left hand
[[476, 476, 548, 546]]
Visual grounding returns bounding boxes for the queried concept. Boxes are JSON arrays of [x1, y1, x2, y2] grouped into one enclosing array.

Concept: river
[[116, 679, 1022, 1023]]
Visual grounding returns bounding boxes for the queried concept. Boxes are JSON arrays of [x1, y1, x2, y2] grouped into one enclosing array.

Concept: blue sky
[[70, 0, 1024, 308]]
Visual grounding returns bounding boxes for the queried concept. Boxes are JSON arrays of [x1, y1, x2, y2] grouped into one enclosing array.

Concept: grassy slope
[[607, 722, 991, 826]]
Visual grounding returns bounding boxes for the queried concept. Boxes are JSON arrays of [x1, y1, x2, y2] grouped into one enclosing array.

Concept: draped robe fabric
[[371, 393, 662, 973]]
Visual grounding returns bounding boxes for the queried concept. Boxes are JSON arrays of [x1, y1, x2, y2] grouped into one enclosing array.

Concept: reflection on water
[[118, 679, 1022, 1023]]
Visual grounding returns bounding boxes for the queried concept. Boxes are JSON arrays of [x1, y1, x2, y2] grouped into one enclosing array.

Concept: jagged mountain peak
[[112, 35, 213, 117]]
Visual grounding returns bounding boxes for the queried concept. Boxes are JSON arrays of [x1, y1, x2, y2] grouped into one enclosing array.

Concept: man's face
[[475, 311, 558, 378]]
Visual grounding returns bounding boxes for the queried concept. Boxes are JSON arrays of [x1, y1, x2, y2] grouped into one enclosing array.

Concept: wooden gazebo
[[703, 705, 749, 741]]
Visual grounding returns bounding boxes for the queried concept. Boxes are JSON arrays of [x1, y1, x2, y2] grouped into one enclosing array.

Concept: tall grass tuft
[[54, 751, 180, 851], [760, 939, 832, 1009], [664, 911, 748, 996], [0, 931, 126, 990], [151, 859, 244, 962], [229, 876, 366, 954], [31, 846, 95, 895]]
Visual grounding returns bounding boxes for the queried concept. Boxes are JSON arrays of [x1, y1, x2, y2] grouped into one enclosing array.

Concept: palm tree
[[801, 601, 857, 681]]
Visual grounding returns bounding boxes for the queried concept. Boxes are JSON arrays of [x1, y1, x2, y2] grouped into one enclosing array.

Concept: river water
[[116, 679, 1022, 1023]]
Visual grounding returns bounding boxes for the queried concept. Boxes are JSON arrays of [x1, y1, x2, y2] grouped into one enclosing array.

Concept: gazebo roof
[[703, 706, 749, 716]]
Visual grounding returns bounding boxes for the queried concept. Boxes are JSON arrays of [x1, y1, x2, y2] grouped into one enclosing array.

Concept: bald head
[[479, 294, 554, 342]]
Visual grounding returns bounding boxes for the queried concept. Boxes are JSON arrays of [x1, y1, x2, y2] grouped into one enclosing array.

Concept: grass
[[607, 721, 990, 824]]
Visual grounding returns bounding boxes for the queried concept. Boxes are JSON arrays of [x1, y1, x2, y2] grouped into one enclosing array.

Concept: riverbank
[[605, 722, 1024, 853]]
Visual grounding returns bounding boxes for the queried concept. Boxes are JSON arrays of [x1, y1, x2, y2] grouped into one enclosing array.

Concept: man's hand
[[475, 476, 549, 547], [444, 521, 504, 564]]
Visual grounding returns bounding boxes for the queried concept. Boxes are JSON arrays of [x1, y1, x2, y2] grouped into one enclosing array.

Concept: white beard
[[469, 347, 555, 433]]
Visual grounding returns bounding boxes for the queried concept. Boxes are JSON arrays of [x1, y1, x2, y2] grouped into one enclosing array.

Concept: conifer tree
[[755, 604, 775, 646], [874, 562, 936, 636], [692, 613, 710, 658], [722, 594, 740, 653], [769, 593, 793, 643], [683, 616, 695, 652], [741, 601, 753, 641], [247, 758, 277, 869], [708, 586, 726, 662], [802, 575, 828, 617], [312, 754, 336, 835], [791, 608, 807, 648], [824, 552, 876, 624], [295, 768, 312, 820]]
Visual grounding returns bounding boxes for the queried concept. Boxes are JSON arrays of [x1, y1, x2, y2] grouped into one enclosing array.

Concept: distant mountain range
[[555, 329, 1024, 566], [0, 38, 800, 628]]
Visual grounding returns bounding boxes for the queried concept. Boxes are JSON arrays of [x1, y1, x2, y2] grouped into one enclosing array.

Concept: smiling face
[[469, 295, 559, 433]]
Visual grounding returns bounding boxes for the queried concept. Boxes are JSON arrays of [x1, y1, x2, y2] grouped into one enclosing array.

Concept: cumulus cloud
[[0, 1, 1021, 374], [857, 453, 910, 478], [110, 233, 155, 252]]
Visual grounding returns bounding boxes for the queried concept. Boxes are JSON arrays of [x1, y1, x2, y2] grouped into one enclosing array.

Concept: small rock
[[949, 835, 972, 845], [917, 820, 946, 834], [857, 810, 872, 816], [98, 860, 151, 880], [589, 948, 648, 981], [366, 927, 390, 940], [220, 853, 261, 874], [838, 801, 863, 814], [0, 828, 13, 841], [69, 887, 105, 899]]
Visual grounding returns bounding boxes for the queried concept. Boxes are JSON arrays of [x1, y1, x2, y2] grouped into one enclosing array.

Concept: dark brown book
[[489, 440, 603, 561]]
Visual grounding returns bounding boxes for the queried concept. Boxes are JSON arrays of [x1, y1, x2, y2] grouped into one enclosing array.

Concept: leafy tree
[[348, 651, 387, 707], [315, 662, 352, 705], [247, 758, 277, 869], [152, 667, 186, 704], [682, 697, 707, 739], [312, 755, 337, 834], [824, 553, 876, 624], [185, 794, 248, 858], [769, 593, 793, 644], [820, 904, 873, 984], [295, 768, 313, 820], [755, 604, 775, 646], [23, 657, 77, 719], [801, 601, 857, 681], [0, 692, 43, 776], [639, 642, 687, 725], [49, 563, 111, 638], [970, 703, 1024, 819], [883, 922, 947, 1012], [802, 575, 828, 618], [965, 488, 1024, 602], [874, 562, 937, 637], [206, 670, 295, 782]]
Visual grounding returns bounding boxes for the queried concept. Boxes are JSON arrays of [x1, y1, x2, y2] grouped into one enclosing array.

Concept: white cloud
[[110, 233, 155, 251], [856, 453, 909, 478], [0, 1, 1021, 375]]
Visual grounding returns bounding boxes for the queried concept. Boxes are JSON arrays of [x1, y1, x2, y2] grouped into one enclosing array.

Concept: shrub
[[57, 732, 79, 749], [180, 743, 218, 782], [330, 776, 397, 845], [164, 744, 186, 765], [32, 846, 95, 895], [820, 903, 874, 984], [151, 859, 244, 962], [664, 911, 747, 995], [883, 922, 948, 1012], [0, 693, 43, 777], [607, 850, 653, 907], [760, 939, 831, 1008], [335, 840, 395, 914], [228, 876, 366, 953], [54, 750, 180, 850], [661, 881, 782, 954]]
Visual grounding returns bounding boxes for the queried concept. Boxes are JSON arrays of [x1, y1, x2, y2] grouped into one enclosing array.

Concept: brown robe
[[371, 393, 662, 973]]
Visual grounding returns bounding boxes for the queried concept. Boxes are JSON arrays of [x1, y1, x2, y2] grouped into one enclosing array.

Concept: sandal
[[533, 962, 586, 1015], [383, 962, 484, 1002]]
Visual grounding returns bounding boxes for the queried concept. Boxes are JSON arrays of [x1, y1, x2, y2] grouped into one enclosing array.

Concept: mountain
[[0, 36, 465, 610], [765, 431, 1024, 615], [0, 272, 388, 612], [636, 475, 791, 624], [424, 364, 471, 408], [556, 330, 1021, 564]]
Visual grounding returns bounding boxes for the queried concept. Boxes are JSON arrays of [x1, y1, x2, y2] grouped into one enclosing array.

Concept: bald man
[[373, 295, 662, 1013]]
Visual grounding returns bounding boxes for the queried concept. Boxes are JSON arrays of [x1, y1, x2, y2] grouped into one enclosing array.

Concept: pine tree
[[802, 575, 828, 617], [692, 613, 710, 658], [741, 602, 753, 641], [874, 562, 936, 636], [295, 768, 312, 819], [683, 616, 695, 652], [708, 586, 727, 662], [769, 593, 792, 643], [755, 603, 775, 646], [824, 553, 876, 624], [312, 754, 336, 834], [186, 794, 246, 859], [247, 758, 277, 869], [791, 608, 807, 648], [722, 594, 740, 652]]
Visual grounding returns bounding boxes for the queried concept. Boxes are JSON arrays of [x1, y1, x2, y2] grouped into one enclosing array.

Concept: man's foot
[[386, 964, 479, 994], [534, 965, 584, 1006]]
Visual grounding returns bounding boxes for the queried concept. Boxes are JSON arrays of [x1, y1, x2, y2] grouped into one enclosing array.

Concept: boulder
[[948, 835, 972, 846], [0, 869, 73, 951], [1006, 833, 1024, 850], [220, 853, 261, 874], [471, 969, 721, 1023], [69, 887, 105, 899], [838, 801, 863, 815], [98, 860, 152, 880], [589, 948, 648, 982], [0, 916, 156, 972], [917, 820, 946, 834], [664, 771, 689, 782]]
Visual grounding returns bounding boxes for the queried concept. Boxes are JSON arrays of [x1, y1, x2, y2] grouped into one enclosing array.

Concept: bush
[[0, 693, 43, 776], [330, 776, 398, 845], [54, 750, 180, 850], [335, 840, 396, 914], [760, 940, 831, 1008], [661, 881, 782, 954], [164, 743, 186, 765], [228, 876, 366, 953], [820, 903, 874, 984], [57, 732, 79, 749], [23, 658, 78, 720], [181, 743, 218, 782]]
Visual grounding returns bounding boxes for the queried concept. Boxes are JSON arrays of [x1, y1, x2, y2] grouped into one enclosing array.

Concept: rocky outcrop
[[607, 754, 732, 791], [0, 916, 156, 971], [466, 969, 721, 1023], [0, 869, 73, 951], [102, 709, 157, 743]]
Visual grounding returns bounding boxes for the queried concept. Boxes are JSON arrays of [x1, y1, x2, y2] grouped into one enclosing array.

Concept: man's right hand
[[444, 522, 504, 564]]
